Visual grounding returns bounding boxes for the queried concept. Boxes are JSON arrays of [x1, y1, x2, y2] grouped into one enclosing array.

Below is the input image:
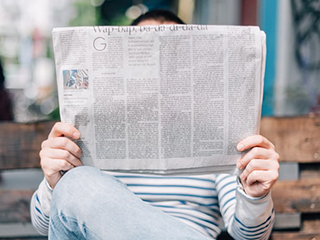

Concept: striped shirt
[[31, 172, 274, 239]]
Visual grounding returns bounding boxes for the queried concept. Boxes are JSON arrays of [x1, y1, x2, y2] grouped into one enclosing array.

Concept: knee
[[54, 166, 100, 194], [51, 166, 124, 212]]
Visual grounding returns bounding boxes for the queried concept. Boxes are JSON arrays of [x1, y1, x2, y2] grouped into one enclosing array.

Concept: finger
[[240, 159, 278, 181], [42, 137, 82, 159], [237, 147, 278, 169], [44, 148, 83, 167], [48, 122, 80, 139], [41, 158, 75, 174], [237, 135, 275, 152], [58, 159, 76, 171], [246, 170, 278, 187]]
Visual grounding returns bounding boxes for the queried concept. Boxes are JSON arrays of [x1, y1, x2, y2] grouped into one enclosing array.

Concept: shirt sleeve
[[216, 174, 275, 240], [30, 178, 53, 235]]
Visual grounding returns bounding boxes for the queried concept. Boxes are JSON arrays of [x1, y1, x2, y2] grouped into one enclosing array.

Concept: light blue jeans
[[49, 166, 210, 240]]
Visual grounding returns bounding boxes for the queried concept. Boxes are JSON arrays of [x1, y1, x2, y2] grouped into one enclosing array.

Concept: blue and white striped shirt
[[31, 172, 274, 239]]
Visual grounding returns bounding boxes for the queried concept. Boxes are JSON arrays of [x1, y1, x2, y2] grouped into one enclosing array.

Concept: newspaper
[[52, 24, 266, 175]]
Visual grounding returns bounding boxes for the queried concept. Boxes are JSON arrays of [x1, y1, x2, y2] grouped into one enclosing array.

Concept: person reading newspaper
[[31, 10, 279, 240]]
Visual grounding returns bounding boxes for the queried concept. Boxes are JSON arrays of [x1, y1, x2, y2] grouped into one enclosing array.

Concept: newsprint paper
[[52, 24, 266, 175]]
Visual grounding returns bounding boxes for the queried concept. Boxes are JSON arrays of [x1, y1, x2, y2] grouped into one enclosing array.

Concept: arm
[[30, 179, 53, 235], [217, 135, 279, 240], [30, 122, 83, 235]]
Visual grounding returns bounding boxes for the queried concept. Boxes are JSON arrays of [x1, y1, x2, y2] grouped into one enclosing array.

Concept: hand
[[40, 122, 83, 189], [236, 135, 279, 198]]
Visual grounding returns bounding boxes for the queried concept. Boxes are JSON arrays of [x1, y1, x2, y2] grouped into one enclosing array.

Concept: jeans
[[49, 166, 210, 240]]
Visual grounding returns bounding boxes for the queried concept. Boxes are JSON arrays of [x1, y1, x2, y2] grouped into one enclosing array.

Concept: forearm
[[30, 178, 53, 235], [227, 185, 275, 240]]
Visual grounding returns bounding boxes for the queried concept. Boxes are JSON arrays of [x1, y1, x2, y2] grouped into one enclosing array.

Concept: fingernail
[[73, 132, 80, 138], [237, 143, 244, 151]]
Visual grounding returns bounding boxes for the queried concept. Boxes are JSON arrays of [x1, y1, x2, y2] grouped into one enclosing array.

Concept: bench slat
[[0, 121, 54, 170], [273, 178, 320, 213], [0, 190, 33, 223], [260, 116, 320, 163]]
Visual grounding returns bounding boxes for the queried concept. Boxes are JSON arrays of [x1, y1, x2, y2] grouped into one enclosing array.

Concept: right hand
[[40, 122, 83, 189]]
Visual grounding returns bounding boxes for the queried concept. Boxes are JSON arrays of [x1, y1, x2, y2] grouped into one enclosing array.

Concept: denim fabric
[[49, 166, 210, 240]]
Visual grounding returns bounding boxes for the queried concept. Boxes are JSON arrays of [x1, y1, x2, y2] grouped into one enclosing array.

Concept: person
[[0, 58, 14, 121], [30, 9, 279, 240]]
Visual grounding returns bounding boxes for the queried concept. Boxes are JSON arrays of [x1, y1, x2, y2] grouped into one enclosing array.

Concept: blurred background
[[0, 1, 319, 238], [0, 0, 319, 122]]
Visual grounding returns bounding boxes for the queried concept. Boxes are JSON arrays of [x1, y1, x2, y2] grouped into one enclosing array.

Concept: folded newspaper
[[52, 24, 266, 175]]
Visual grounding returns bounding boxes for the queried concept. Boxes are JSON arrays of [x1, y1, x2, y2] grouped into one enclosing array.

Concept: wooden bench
[[261, 116, 320, 240], [1, 117, 320, 239]]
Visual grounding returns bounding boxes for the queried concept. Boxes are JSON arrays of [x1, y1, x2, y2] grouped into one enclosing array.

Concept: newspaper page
[[52, 24, 266, 175]]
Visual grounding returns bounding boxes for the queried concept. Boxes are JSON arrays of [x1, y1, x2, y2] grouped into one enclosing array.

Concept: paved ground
[[0, 169, 44, 238], [0, 169, 43, 190]]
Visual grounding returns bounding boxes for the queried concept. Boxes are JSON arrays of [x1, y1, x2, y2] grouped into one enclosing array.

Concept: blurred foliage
[[69, 0, 98, 26], [67, 0, 132, 26], [48, 107, 60, 121], [104, 15, 132, 26]]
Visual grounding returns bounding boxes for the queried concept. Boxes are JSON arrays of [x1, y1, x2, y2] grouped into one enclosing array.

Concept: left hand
[[236, 135, 279, 198]]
